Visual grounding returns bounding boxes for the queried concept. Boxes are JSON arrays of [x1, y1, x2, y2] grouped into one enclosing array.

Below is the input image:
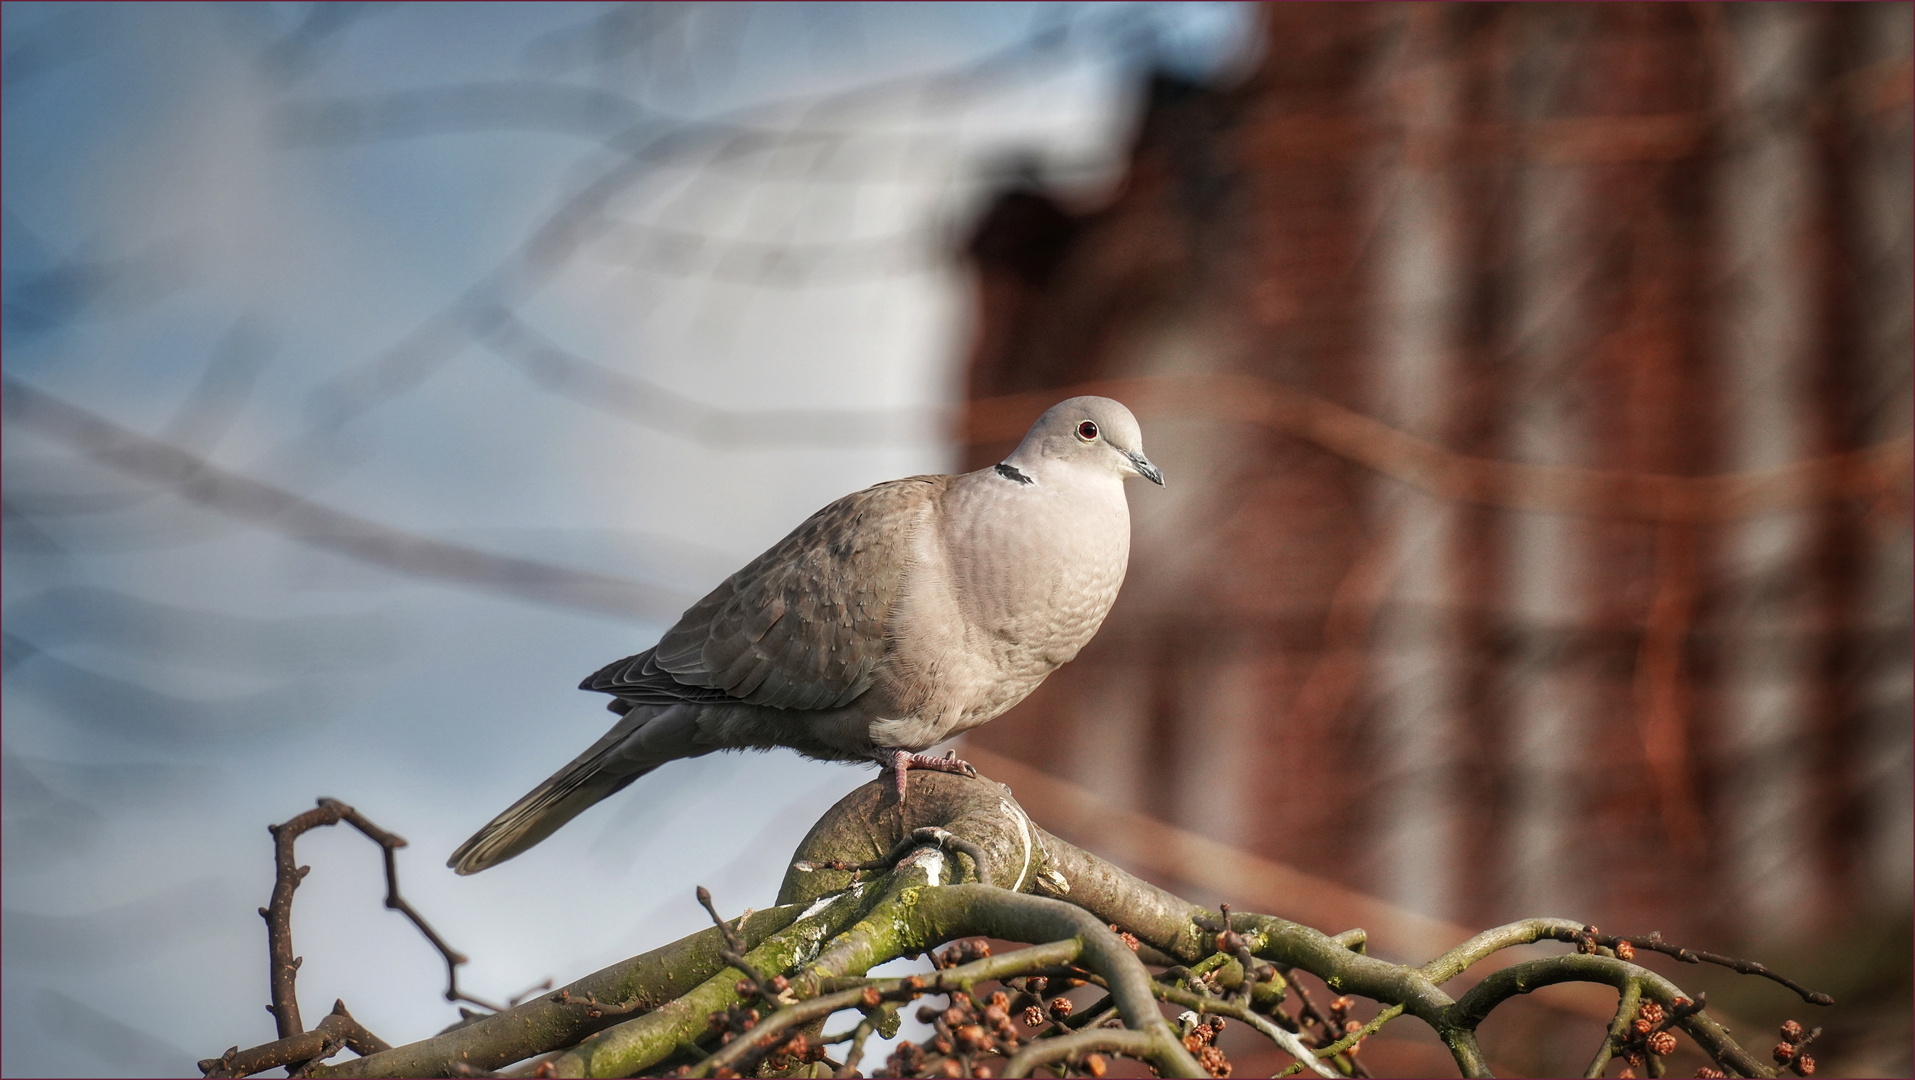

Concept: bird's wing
[[580, 476, 946, 711]]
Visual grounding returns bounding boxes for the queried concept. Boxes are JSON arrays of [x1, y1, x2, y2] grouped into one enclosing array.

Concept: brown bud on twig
[[1780, 1020, 1805, 1043], [1048, 997, 1073, 1020], [1023, 1005, 1043, 1028], [1640, 1002, 1665, 1025], [1649, 1031, 1678, 1056], [1614, 940, 1636, 961]]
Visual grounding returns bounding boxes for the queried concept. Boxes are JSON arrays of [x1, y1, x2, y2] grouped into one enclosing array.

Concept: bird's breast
[[877, 473, 1131, 742]]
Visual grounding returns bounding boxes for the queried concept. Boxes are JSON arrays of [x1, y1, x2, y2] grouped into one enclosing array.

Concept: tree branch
[[1582, 977, 1640, 1078], [1449, 957, 1764, 1077], [999, 1027, 1164, 1078], [257, 797, 484, 1048], [539, 883, 879, 1078], [212, 773, 1827, 1079], [312, 903, 810, 1077], [201, 1001, 388, 1078], [690, 940, 1083, 1078]]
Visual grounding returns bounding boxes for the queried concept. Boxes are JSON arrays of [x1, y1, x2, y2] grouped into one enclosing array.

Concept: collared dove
[[449, 396, 1163, 874]]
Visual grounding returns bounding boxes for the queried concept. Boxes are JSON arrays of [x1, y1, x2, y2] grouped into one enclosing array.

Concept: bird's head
[[1005, 395, 1165, 487]]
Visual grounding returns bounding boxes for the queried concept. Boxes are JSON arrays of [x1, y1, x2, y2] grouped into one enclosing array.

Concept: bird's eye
[[1076, 420, 1099, 441]]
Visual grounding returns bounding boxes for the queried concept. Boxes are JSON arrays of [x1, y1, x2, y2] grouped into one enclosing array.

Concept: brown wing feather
[[582, 476, 944, 711]]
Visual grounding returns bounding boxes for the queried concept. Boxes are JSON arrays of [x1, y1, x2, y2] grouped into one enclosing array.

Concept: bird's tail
[[447, 703, 701, 875]]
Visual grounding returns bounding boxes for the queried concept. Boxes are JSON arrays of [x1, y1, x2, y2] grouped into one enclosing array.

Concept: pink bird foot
[[883, 748, 979, 803]]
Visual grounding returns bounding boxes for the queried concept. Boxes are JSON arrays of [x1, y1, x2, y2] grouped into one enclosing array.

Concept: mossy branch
[[311, 904, 810, 1077], [219, 772, 1828, 1078], [540, 882, 882, 1078]]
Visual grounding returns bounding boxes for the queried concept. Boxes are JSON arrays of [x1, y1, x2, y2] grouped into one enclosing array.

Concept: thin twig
[[999, 1027, 1173, 1078], [695, 885, 781, 1001], [1286, 968, 1372, 1078], [831, 1006, 889, 1078], [1577, 926, 1835, 1007], [258, 796, 500, 1047], [1583, 979, 1642, 1078], [551, 989, 645, 1020], [507, 979, 555, 1008], [1156, 982, 1337, 1079], [694, 940, 1082, 1078], [330, 799, 504, 1013], [1276, 1004, 1403, 1078], [1774, 1025, 1822, 1076]]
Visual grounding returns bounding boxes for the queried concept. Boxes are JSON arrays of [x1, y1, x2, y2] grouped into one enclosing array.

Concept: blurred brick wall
[[956, 2, 1912, 959]]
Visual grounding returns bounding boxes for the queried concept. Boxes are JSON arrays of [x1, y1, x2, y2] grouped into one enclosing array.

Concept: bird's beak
[[1124, 449, 1165, 486]]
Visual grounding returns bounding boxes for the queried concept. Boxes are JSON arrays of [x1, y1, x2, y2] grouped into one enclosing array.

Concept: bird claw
[[884, 749, 979, 804]]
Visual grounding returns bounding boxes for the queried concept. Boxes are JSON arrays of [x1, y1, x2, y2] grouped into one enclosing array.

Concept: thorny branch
[[207, 773, 1835, 1078]]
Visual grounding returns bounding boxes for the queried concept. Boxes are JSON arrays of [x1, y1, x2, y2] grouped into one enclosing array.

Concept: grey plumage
[[448, 396, 1163, 874]]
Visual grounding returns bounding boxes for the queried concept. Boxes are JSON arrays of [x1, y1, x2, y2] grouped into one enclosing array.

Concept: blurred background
[[2, 4, 1908, 1078]]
